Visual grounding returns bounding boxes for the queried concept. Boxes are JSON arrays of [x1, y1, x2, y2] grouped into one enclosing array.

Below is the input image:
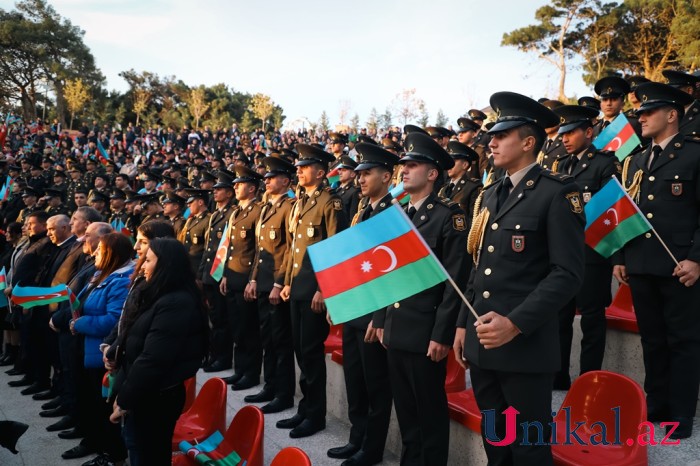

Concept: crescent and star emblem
[[606, 137, 622, 151], [372, 245, 398, 272], [606, 208, 619, 226]]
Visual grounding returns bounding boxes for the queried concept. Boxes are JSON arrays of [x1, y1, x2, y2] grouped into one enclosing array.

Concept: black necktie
[[361, 205, 373, 221], [568, 155, 579, 174], [444, 182, 455, 198], [407, 206, 417, 220], [647, 145, 662, 170], [496, 177, 512, 213], [543, 139, 552, 153]]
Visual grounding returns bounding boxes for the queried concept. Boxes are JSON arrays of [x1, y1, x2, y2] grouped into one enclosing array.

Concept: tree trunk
[[69, 112, 74, 131], [19, 86, 36, 122], [53, 79, 67, 128]]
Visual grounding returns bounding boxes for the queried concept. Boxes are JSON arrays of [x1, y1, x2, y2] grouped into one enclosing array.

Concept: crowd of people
[[0, 68, 698, 466]]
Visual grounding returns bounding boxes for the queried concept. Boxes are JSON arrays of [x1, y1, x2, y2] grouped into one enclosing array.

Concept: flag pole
[[650, 228, 681, 268], [391, 200, 483, 325]]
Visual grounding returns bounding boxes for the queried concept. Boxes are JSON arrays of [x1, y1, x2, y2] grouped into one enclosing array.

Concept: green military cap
[[446, 141, 479, 164], [89, 191, 109, 204], [263, 156, 295, 178], [401, 132, 454, 171], [594, 76, 630, 98], [468, 109, 487, 121], [294, 144, 335, 167], [487, 91, 559, 134], [161, 191, 186, 207], [233, 166, 263, 184], [456, 118, 481, 133], [577, 96, 601, 110], [552, 105, 600, 134], [403, 124, 429, 136], [355, 143, 400, 172], [634, 82, 694, 114], [337, 155, 358, 170], [213, 169, 235, 189], [662, 69, 698, 89], [183, 188, 210, 204], [625, 75, 650, 92]]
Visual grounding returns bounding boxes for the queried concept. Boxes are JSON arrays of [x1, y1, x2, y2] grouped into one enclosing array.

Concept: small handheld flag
[[389, 182, 410, 206], [592, 113, 641, 161], [96, 140, 110, 166], [209, 223, 230, 282], [11, 284, 72, 308]]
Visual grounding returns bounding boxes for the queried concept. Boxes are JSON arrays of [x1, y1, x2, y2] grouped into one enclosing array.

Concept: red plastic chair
[[271, 446, 312, 466], [331, 348, 344, 365], [444, 349, 466, 393], [447, 388, 482, 433], [182, 376, 196, 413], [172, 377, 227, 450], [324, 324, 343, 353], [605, 284, 639, 333], [552, 371, 648, 466]]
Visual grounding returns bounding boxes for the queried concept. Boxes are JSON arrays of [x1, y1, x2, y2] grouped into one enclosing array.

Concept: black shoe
[[647, 409, 670, 423], [261, 398, 294, 414], [40, 405, 69, 418], [61, 444, 95, 460], [221, 373, 244, 385], [231, 376, 259, 391], [21, 382, 50, 395], [276, 413, 305, 429], [5, 367, 24, 376], [203, 360, 232, 373], [41, 398, 62, 410], [341, 451, 383, 466], [244, 388, 274, 403], [47, 416, 75, 432], [58, 428, 84, 440], [0, 421, 28, 454], [667, 417, 693, 440], [328, 443, 360, 459], [81, 453, 117, 466], [8, 376, 33, 387], [32, 389, 58, 401], [290, 419, 325, 439]]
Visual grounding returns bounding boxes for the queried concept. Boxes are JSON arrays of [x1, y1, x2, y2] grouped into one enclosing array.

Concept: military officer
[[425, 126, 452, 150], [219, 166, 264, 391], [123, 190, 141, 238], [161, 191, 186, 237], [244, 156, 297, 414], [43, 188, 70, 217], [329, 143, 398, 466], [456, 117, 489, 178], [328, 132, 348, 163], [17, 187, 42, 224], [613, 82, 700, 440], [65, 167, 86, 211], [625, 75, 651, 144], [108, 188, 129, 230], [199, 169, 236, 373], [578, 96, 601, 110], [468, 109, 491, 149], [88, 190, 111, 219], [134, 192, 164, 225], [593, 76, 630, 136], [454, 92, 585, 465], [179, 188, 211, 273], [278, 144, 348, 439], [337, 156, 361, 219], [373, 132, 468, 466], [551, 104, 621, 389], [662, 69, 700, 138], [441, 141, 483, 230]]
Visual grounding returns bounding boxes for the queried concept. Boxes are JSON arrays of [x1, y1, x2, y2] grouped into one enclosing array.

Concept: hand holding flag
[[209, 222, 230, 282], [592, 113, 641, 161]]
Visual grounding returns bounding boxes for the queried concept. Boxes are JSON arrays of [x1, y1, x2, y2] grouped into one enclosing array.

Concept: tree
[[64, 78, 89, 129], [366, 107, 380, 135], [417, 101, 430, 127], [392, 88, 425, 126], [318, 111, 330, 132], [338, 100, 351, 126], [379, 108, 393, 130], [350, 113, 360, 132], [239, 111, 254, 133], [187, 85, 210, 129], [435, 109, 448, 127], [671, 0, 700, 70], [132, 88, 150, 126], [250, 93, 275, 132], [502, 0, 587, 100]]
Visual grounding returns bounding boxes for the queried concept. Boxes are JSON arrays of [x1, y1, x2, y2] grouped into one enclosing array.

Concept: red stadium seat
[[447, 388, 482, 433], [444, 350, 466, 393], [172, 377, 227, 450], [270, 446, 312, 466], [324, 324, 343, 353], [552, 371, 647, 466], [331, 349, 344, 365], [605, 284, 639, 333], [182, 376, 196, 413]]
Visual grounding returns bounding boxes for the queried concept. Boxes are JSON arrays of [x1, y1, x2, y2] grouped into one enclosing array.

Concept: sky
[[3, 0, 596, 129]]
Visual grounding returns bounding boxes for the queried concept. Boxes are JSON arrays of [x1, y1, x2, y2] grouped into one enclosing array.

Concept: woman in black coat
[[109, 238, 208, 466]]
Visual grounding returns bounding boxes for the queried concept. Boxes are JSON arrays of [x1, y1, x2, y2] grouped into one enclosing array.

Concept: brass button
[[259, 259, 263, 263], [645, 232, 652, 239], [487, 245, 495, 253], [296, 248, 300, 253], [491, 223, 498, 230], [206, 258, 210, 262], [647, 194, 654, 200], [483, 291, 490, 299], [394, 302, 400, 308], [259, 247, 263, 251], [646, 213, 653, 219], [515, 225, 521, 230], [294, 263, 299, 268], [298, 234, 302, 238], [485, 268, 492, 275], [649, 176, 655, 181]]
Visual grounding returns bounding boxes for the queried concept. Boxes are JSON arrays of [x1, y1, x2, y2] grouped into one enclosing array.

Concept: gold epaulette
[[467, 190, 489, 266], [551, 158, 560, 173], [536, 150, 545, 166], [621, 156, 643, 203]]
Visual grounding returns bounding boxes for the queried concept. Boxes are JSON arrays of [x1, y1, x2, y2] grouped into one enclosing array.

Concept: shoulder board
[[483, 178, 500, 191], [540, 170, 574, 184], [628, 144, 647, 157], [596, 150, 617, 158], [684, 135, 700, 144], [470, 177, 483, 185], [435, 197, 459, 208]]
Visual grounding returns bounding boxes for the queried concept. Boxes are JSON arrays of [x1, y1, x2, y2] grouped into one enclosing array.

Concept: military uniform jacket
[[373, 193, 469, 353], [45, 204, 71, 217], [439, 174, 482, 227], [338, 183, 361, 220], [180, 211, 211, 273], [537, 136, 567, 170], [170, 215, 185, 238], [141, 212, 165, 225], [284, 185, 348, 301], [199, 202, 235, 284], [16, 205, 40, 224], [554, 146, 620, 265], [471, 143, 489, 179], [250, 194, 294, 293], [108, 210, 129, 229], [347, 193, 393, 330], [66, 180, 86, 209], [223, 201, 262, 292], [680, 100, 700, 139], [617, 134, 700, 276], [459, 165, 585, 373]]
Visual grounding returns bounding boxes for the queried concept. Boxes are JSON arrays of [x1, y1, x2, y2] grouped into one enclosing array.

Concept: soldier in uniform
[[425, 127, 451, 150], [454, 92, 585, 465], [328, 132, 348, 163], [440, 141, 483, 230], [551, 104, 621, 390], [161, 191, 186, 238], [199, 170, 236, 373], [613, 82, 700, 439], [179, 189, 211, 273], [43, 188, 70, 217], [219, 167, 264, 391], [329, 143, 398, 466], [108, 189, 129, 230], [88, 190, 111, 219], [51, 170, 68, 203], [536, 100, 568, 171], [625, 75, 651, 143], [199, 171, 218, 212], [578, 96, 601, 111], [371, 132, 467, 466], [662, 69, 700, 138], [244, 157, 296, 414], [278, 144, 348, 438], [337, 156, 361, 220], [82, 157, 100, 189], [134, 192, 165, 225], [123, 190, 141, 238], [468, 109, 491, 148], [27, 162, 47, 193], [17, 187, 42, 224], [593, 76, 630, 136], [65, 167, 86, 212], [456, 117, 488, 179], [73, 187, 89, 210]]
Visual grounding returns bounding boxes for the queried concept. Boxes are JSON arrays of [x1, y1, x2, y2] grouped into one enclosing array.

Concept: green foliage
[[435, 109, 448, 127]]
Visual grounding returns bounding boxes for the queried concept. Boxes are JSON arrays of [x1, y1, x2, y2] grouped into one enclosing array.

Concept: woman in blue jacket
[[64, 233, 135, 465]]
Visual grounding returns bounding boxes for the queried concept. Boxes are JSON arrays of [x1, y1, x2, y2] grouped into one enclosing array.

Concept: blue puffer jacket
[[73, 263, 134, 368]]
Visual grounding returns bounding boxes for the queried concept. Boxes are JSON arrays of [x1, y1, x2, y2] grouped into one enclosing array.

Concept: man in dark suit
[[373, 132, 468, 466], [454, 92, 586, 465], [551, 105, 621, 389], [329, 143, 398, 466], [199, 170, 236, 373], [613, 82, 700, 439], [278, 144, 348, 439], [245, 157, 296, 414]]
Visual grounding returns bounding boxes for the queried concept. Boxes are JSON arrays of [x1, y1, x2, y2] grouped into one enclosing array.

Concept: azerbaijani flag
[[592, 113, 641, 161], [308, 203, 449, 323], [209, 223, 230, 282], [389, 182, 410, 206], [179, 431, 225, 456], [584, 176, 652, 258], [0, 175, 13, 201], [188, 450, 241, 465], [327, 166, 340, 186], [11, 284, 72, 308], [0, 267, 6, 291]]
